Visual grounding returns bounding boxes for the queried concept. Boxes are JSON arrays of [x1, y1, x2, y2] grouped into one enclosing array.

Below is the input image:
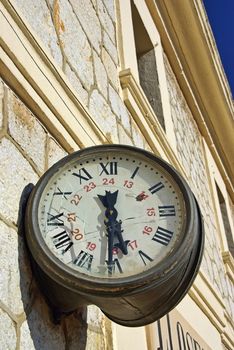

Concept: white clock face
[[38, 149, 186, 279]]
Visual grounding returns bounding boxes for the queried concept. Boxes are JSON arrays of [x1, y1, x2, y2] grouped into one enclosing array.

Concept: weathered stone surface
[[97, 0, 115, 43], [103, 31, 118, 65], [8, 91, 47, 173], [89, 89, 118, 142], [102, 48, 118, 89], [14, 0, 63, 67], [64, 64, 89, 106], [94, 51, 108, 99], [70, 0, 102, 54], [47, 137, 67, 169], [0, 220, 33, 315], [57, 0, 94, 90], [103, 0, 116, 22], [19, 296, 66, 350], [132, 119, 145, 148], [86, 306, 106, 350], [0, 80, 4, 129], [109, 85, 130, 130], [0, 138, 38, 224], [0, 309, 17, 350], [117, 123, 133, 145], [164, 54, 234, 316]]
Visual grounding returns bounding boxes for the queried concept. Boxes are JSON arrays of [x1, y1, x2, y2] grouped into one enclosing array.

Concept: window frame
[[117, 0, 177, 152]]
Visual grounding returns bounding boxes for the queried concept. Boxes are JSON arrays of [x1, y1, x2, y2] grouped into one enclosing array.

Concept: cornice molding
[[119, 68, 185, 175], [0, 0, 108, 152]]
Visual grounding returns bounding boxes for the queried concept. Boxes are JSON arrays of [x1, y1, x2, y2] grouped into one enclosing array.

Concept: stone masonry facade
[[0, 79, 118, 349], [12, 0, 147, 147], [0, 0, 233, 349], [164, 55, 234, 320]]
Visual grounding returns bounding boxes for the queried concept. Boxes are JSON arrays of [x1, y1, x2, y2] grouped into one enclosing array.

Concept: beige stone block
[[47, 137, 68, 169], [103, 31, 118, 65], [58, 0, 94, 90], [8, 91, 47, 173], [97, 0, 115, 43], [131, 120, 144, 148], [94, 51, 108, 99], [102, 48, 119, 90], [89, 89, 118, 143], [117, 123, 133, 145], [70, 0, 102, 54], [20, 296, 66, 350], [86, 306, 106, 349], [0, 221, 33, 315], [0, 138, 38, 224], [14, 0, 63, 67], [0, 309, 17, 350], [102, 48, 119, 89], [86, 327, 106, 350], [64, 64, 89, 107], [103, 0, 116, 22], [0, 80, 4, 129], [109, 85, 130, 130]]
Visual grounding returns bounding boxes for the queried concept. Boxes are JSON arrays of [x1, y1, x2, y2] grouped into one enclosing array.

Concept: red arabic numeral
[[143, 226, 153, 235], [147, 208, 156, 216], [86, 242, 97, 251]]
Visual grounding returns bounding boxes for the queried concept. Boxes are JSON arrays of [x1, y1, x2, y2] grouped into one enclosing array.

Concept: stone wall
[[0, 80, 114, 349], [164, 54, 234, 320], [13, 0, 147, 148], [1, 0, 233, 349], [0, 1, 150, 348]]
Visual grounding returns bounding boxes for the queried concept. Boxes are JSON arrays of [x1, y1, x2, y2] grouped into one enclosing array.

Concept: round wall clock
[[25, 144, 204, 326]]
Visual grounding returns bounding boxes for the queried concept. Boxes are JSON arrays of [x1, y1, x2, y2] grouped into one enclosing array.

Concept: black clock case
[[24, 145, 204, 327]]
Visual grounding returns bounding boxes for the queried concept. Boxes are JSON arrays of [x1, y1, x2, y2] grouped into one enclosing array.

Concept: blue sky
[[203, 0, 234, 98]]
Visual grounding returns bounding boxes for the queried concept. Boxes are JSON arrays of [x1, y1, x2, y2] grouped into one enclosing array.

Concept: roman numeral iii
[[159, 205, 176, 217]]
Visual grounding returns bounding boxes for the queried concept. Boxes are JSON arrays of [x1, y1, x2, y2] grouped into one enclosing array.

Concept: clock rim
[[25, 144, 198, 294]]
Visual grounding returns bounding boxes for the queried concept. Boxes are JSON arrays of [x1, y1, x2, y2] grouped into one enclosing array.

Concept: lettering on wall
[[155, 310, 212, 350]]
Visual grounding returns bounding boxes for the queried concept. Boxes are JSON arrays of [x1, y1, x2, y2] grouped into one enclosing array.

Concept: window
[[215, 183, 234, 257], [131, 2, 164, 129]]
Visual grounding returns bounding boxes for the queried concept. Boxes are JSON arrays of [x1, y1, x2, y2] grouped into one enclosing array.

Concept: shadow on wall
[[17, 184, 88, 350]]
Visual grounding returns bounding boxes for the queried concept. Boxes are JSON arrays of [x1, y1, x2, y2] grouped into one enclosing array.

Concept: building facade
[[0, 0, 233, 349]]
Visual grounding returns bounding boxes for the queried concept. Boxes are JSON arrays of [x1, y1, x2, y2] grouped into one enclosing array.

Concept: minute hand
[[98, 191, 129, 255]]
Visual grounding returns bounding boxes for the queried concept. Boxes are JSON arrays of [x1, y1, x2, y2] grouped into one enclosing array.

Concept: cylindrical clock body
[[25, 145, 204, 327]]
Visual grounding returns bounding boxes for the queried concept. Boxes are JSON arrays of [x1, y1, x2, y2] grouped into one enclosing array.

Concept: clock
[[25, 144, 204, 326]]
